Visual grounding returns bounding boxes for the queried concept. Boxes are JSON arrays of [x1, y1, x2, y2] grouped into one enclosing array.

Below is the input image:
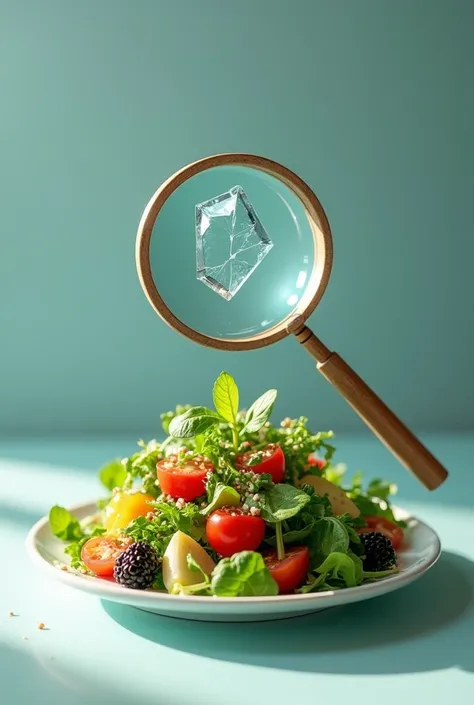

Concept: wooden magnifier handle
[[294, 325, 448, 490]]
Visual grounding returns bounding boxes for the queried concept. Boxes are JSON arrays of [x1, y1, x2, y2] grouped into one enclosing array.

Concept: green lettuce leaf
[[49, 506, 84, 542], [260, 483, 310, 523], [211, 551, 278, 597]]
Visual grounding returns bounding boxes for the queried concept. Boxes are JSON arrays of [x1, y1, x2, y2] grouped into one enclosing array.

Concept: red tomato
[[307, 455, 325, 470], [263, 546, 310, 594], [157, 455, 213, 501], [237, 444, 285, 483], [206, 508, 266, 557], [81, 536, 129, 577], [358, 516, 404, 550]]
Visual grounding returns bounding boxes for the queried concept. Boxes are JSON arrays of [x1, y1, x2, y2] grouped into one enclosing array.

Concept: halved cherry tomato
[[81, 536, 129, 577], [263, 546, 310, 594], [358, 516, 404, 550], [104, 491, 155, 531], [157, 455, 214, 501], [307, 455, 325, 470], [206, 507, 265, 557], [237, 444, 285, 483]]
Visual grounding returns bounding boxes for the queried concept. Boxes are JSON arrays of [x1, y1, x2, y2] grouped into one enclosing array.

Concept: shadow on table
[[103, 550, 474, 675]]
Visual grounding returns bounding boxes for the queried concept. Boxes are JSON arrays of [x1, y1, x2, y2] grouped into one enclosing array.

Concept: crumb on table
[[37, 622, 45, 630]]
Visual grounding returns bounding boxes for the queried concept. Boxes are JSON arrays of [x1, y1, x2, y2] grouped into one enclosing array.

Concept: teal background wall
[[1, 0, 473, 436]]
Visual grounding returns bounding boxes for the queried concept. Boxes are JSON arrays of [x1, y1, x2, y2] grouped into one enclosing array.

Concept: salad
[[49, 373, 405, 598]]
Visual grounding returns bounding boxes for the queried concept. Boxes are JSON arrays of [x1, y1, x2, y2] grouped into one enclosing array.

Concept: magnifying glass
[[136, 153, 448, 491]]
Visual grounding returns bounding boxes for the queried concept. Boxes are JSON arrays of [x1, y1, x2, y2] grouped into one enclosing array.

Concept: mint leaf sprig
[[169, 372, 277, 455]]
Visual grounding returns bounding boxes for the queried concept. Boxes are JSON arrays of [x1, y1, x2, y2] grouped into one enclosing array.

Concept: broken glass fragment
[[195, 185, 273, 300]]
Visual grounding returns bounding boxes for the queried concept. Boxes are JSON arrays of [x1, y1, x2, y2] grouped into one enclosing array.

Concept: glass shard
[[196, 185, 273, 300]]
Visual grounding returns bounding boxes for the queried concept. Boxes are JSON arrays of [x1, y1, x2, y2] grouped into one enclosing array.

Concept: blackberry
[[360, 531, 396, 572], [113, 542, 159, 589]]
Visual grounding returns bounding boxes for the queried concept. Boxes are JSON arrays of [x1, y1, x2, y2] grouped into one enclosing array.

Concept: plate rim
[[26, 500, 442, 607]]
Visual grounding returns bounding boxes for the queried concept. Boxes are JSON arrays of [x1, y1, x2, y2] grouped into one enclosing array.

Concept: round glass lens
[[149, 165, 318, 340]]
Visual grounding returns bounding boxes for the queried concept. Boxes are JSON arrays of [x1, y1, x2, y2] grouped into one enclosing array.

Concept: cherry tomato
[[263, 546, 310, 594], [81, 536, 129, 577], [307, 455, 325, 470], [104, 491, 155, 531], [206, 507, 265, 557], [157, 455, 214, 501], [237, 444, 286, 483], [358, 516, 404, 550]]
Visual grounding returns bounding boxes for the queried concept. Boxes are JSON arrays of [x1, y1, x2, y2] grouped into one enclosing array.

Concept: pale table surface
[[1, 434, 474, 705]]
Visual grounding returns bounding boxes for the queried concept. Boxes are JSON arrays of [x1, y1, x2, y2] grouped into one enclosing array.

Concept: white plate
[[26, 501, 441, 622]]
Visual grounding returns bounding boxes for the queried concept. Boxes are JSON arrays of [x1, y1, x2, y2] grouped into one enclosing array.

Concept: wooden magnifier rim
[[135, 153, 333, 351]]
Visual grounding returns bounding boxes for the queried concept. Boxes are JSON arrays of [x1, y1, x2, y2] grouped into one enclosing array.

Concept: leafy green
[[126, 501, 205, 555], [350, 493, 404, 527], [243, 389, 277, 433], [154, 502, 205, 540], [161, 405, 192, 434], [141, 472, 160, 499], [201, 482, 240, 516], [126, 440, 163, 480], [335, 471, 405, 527], [164, 374, 278, 455], [194, 434, 206, 452], [212, 373, 278, 453], [169, 407, 222, 438], [299, 548, 397, 593], [172, 551, 279, 598], [170, 554, 213, 595], [339, 513, 365, 550], [213, 372, 239, 424], [125, 515, 173, 556], [49, 506, 84, 542], [299, 484, 333, 519], [99, 460, 127, 491], [306, 516, 350, 567], [104, 440, 163, 499], [264, 485, 331, 547], [315, 552, 358, 587], [196, 427, 229, 466], [348, 550, 364, 583], [260, 483, 310, 523], [187, 553, 209, 579], [63, 540, 85, 570], [211, 551, 279, 597], [366, 478, 396, 501], [96, 442, 161, 506]]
